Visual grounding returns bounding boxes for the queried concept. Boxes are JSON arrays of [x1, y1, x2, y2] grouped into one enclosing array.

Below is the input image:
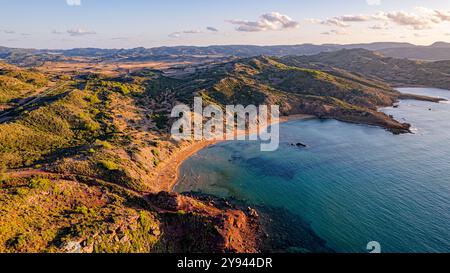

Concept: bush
[[99, 160, 119, 171], [74, 206, 90, 216], [28, 178, 51, 190], [83, 120, 100, 132], [152, 158, 159, 167], [95, 140, 113, 150], [14, 188, 29, 196], [86, 94, 101, 104], [151, 149, 160, 157], [7, 234, 28, 251]]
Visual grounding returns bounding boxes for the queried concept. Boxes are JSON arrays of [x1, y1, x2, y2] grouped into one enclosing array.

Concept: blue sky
[[1, 0, 450, 49]]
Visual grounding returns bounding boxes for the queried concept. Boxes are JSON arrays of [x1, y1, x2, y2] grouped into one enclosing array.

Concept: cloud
[[374, 8, 450, 30], [313, 7, 450, 31], [369, 23, 390, 30], [2, 30, 16, 34], [52, 30, 64, 35], [319, 14, 370, 29], [379, 11, 434, 30], [338, 15, 371, 22], [181, 30, 202, 34], [229, 12, 299, 32], [321, 29, 350, 35], [320, 18, 350, 28], [304, 18, 321, 24], [168, 29, 202, 38], [66, 0, 81, 6], [434, 10, 450, 21], [206, 26, 219, 32], [67, 28, 96, 36], [366, 0, 381, 6]]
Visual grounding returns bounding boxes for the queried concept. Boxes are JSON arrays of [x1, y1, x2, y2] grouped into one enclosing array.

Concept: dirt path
[[6, 169, 51, 179]]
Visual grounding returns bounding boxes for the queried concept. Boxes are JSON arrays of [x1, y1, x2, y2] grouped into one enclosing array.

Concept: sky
[[1, 0, 450, 49]]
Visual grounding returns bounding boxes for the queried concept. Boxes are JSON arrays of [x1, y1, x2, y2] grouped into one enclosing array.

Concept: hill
[[153, 55, 436, 134], [0, 62, 49, 109], [3, 42, 450, 67], [280, 49, 450, 90], [379, 42, 450, 61]]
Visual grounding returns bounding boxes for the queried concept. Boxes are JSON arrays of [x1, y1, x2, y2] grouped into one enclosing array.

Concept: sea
[[174, 88, 450, 253]]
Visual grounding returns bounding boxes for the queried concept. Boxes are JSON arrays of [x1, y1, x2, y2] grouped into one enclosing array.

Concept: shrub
[[28, 178, 51, 190], [151, 149, 160, 157], [74, 206, 90, 216], [7, 234, 28, 251], [99, 160, 119, 171], [95, 140, 113, 150], [14, 188, 29, 196], [83, 120, 100, 132], [86, 94, 101, 104], [152, 158, 159, 167]]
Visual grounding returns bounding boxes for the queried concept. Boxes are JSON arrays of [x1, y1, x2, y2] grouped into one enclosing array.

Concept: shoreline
[[153, 114, 316, 192]]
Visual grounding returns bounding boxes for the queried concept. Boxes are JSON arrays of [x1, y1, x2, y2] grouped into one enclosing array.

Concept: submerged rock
[[290, 142, 307, 148]]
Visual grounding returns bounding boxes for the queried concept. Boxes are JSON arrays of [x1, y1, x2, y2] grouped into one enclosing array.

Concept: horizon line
[[1, 41, 449, 51]]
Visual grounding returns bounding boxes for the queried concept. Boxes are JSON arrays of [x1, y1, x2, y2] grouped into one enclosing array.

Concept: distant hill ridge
[[279, 48, 450, 90], [2, 42, 450, 66]]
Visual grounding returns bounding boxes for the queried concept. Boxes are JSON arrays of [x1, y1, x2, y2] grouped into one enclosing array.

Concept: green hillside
[[0, 62, 48, 103], [151, 56, 420, 134], [280, 49, 450, 90]]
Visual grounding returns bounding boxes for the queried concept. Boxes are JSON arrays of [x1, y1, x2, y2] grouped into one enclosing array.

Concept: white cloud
[[319, 14, 370, 28], [366, 0, 381, 6], [375, 8, 450, 30], [304, 18, 321, 24], [379, 11, 434, 30], [67, 28, 96, 36], [434, 10, 450, 21], [229, 12, 299, 32], [338, 15, 371, 22], [313, 7, 450, 31], [369, 23, 390, 30], [169, 29, 202, 38], [320, 18, 350, 28], [66, 0, 81, 6], [321, 29, 350, 35]]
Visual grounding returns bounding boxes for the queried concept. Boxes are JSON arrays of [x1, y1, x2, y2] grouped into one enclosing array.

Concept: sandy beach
[[152, 114, 315, 192]]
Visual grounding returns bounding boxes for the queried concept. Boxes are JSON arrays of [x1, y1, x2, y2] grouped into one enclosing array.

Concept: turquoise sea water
[[174, 88, 450, 253]]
